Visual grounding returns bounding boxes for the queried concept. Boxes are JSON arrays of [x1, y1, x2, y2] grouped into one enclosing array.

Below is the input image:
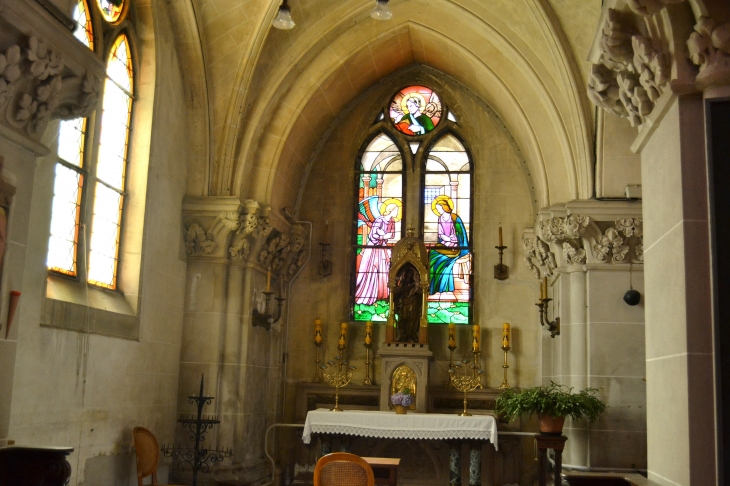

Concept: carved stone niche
[[378, 345, 432, 413]]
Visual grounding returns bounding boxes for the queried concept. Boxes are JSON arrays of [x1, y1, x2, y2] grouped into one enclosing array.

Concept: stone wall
[[0, 1, 189, 485]]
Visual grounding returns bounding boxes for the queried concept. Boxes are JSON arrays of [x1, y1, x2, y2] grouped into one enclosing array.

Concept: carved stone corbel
[[687, 16, 730, 90], [587, 8, 672, 126], [0, 36, 103, 140]]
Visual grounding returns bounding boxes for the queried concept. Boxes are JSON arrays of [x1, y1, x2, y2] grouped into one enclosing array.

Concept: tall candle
[[365, 321, 373, 345], [472, 324, 480, 353], [324, 220, 329, 243], [266, 269, 271, 292], [543, 276, 548, 299], [499, 225, 503, 247], [314, 319, 323, 344], [339, 322, 348, 349], [448, 322, 456, 348], [502, 322, 510, 348]]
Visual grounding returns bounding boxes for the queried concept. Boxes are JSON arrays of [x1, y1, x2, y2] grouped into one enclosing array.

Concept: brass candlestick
[[363, 343, 372, 385], [494, 244, 509, 280], [449, 359, 484, 416], [472, 350, 483, 389], [499, 344, 511, 389], [447, 342, 457, 388], [312, 341, 323, 383], [322, 349, 355, 412]]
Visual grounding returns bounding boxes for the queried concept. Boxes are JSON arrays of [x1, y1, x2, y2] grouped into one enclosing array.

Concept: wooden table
[[535, 434, 567, 486], [363, 457, 400, 486]]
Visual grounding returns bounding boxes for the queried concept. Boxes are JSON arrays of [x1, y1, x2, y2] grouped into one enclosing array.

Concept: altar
[[302, 410, 498, 486]]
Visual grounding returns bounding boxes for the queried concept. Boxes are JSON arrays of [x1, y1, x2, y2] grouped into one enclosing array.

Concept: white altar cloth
[[302, 409, 498, 450]]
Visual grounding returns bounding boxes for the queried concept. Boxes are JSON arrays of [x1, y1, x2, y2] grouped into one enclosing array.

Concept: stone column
[[177, 197, 309, 483], [525, 201, 646, 470]]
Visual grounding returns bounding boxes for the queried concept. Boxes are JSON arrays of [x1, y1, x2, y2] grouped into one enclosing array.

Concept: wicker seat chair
[[314, 452, 375, 486], [133, 426, 185, 486]]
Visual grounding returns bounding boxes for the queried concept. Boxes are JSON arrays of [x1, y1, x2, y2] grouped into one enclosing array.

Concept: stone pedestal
[[378, 343, 432, 413]]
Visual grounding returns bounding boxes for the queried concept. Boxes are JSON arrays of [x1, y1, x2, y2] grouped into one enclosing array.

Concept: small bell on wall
[[623, 259, 641, 306]]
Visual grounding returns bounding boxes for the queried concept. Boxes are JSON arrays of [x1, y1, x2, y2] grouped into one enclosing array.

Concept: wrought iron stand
[[161, 375, 232, 486]]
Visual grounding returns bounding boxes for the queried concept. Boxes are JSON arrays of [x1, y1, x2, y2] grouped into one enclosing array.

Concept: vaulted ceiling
[[166, 0, 604, 210]]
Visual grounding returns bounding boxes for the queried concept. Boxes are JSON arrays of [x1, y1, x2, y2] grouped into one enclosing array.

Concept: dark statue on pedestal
[[393, 264, 422, 343]]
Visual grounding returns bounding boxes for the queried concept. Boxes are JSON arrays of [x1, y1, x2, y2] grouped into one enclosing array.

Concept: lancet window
[[46, 0, 134, 290], [352, 86, 473, 325]]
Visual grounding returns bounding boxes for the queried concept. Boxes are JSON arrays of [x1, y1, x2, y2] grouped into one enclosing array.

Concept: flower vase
[[395, 405, 407, 414]]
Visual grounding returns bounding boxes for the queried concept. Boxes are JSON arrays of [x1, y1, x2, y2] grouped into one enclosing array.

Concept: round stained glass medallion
[[389, 86, 442, 136], [97, 0, 126, 23]]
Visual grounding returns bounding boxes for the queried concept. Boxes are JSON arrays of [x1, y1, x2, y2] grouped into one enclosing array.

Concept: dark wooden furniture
[[362, 457, 400, 486], [535, 434, 567, 486], [0, 446, 73, 486]]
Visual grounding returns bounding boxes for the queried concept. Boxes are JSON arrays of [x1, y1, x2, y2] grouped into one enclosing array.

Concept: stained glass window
[[353, 133, 404, 322], [97, 0, 125, 23], [87, 34, 133, 289], [48, 118, 86, 276], [423, 134, 472, 324], [390, 86, 441, 136], [72, 0, 94, 49]]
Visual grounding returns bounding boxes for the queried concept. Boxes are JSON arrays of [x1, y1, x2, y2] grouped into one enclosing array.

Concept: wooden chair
[[314, 452, 375, 486], [133, 426, 185, 486]]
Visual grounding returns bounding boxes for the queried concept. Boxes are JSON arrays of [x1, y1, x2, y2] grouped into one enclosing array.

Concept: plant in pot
[[495, 382, 606, 434], [391, 388, 414, 414]]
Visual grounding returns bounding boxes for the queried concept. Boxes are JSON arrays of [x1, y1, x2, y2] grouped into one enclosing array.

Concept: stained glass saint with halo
[[390, 86, 442, 136], [422, 133, 472, 324], [353, 133, 404, 322], [97, 0, 125, 23]]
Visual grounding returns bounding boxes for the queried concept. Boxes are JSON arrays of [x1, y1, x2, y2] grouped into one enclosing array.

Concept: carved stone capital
[[524, 203, 644, 277], [182, 196, 243, 260]]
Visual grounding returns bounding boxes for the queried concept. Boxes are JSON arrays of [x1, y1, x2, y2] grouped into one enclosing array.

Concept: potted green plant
[[495, 382, 606, 434]]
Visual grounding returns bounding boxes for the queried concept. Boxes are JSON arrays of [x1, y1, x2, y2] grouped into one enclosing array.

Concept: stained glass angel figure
[[390, 86, 442, 136], [355, 196, 402, 305]]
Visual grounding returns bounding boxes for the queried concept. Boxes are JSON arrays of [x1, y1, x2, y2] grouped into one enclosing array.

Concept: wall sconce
[[319, 220, 332, 277], [252, 271, 285, 330], [536, 277, 560, 338], [494, 224, 509, 280]]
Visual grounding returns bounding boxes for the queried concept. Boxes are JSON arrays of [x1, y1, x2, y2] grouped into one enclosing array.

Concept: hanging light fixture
[[370, 0, 393, 20], [272, 0, 296, 30]]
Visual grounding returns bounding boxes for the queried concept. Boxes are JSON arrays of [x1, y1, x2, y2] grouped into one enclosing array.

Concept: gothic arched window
[[47, 2, 135, 290], [353, 133, 405, 322], [352, 86, 473, 325], [422, 133, 472, 324]]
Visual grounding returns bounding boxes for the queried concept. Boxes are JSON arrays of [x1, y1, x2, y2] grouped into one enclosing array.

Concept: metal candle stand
[[162, 375, 232, 486], [362, 342, 373, 385], [252, 291, 285, 330], [499, 344, 511, 389], [448, 359, 484, 416]]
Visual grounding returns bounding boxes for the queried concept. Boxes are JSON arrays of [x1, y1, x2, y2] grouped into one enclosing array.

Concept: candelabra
[[321, 349, 355, 411], [499, 344, 511, 389], [536, 297, 560, 338], [448, 359, 484, 416], [319, 242, 332, 277], [162, 375, 232, 486], [494, 244, 509, 280], [252, 291, 285, 330]]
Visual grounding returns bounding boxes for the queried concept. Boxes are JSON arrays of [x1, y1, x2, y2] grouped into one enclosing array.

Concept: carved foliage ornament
[[588, 9, 670, 127], [687, 16, 730, 87], [0, 37, 101, 138], [524, 216, 643, 275], [184, 209, 309, 281]]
